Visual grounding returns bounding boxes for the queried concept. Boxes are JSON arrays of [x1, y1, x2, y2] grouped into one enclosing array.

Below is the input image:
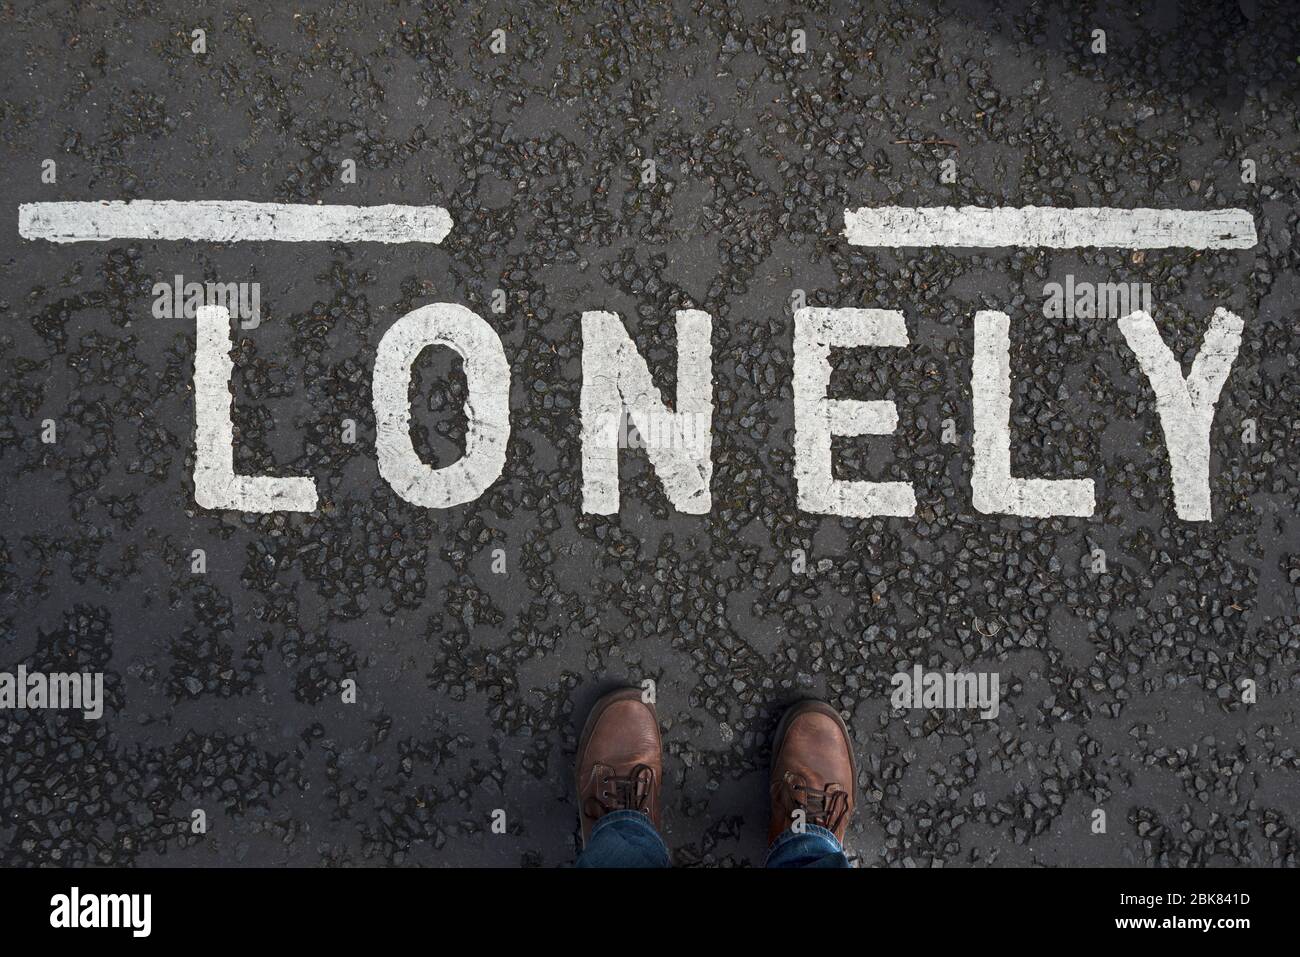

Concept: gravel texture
[[0, 0, 1297, 867]]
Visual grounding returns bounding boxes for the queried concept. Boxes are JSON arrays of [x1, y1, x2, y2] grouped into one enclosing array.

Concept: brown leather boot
[[768, 699, 857, 845], [575, 687, 663, 847]]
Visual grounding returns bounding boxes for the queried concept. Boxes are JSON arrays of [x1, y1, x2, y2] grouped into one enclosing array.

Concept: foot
[[575, 687, 663, 847], [768, 699, 857, 845]]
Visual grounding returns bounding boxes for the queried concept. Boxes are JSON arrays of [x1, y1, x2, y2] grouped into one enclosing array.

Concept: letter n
[[580, 310, 712, 514]]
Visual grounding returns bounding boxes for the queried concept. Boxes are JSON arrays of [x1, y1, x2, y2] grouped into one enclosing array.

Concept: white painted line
[[18, 200, 453, 244], [843, 205, 1256, 249]]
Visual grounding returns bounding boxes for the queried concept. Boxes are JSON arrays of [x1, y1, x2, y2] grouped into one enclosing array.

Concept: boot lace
[[781, 771, 849, 832], [585, 763, 655, 819]]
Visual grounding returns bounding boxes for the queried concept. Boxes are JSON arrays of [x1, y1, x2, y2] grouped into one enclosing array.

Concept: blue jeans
[[576, 810, 849, 868]]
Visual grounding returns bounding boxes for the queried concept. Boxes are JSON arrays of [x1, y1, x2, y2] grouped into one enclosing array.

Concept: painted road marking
[[843, 205, 1256, 249], [17, 200, 453, 244], [17, 202, 1254, 250], [14, 199, 1252, 520]]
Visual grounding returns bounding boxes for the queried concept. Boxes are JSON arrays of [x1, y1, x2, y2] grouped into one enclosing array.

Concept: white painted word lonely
[[193, 300, 1242, 523]]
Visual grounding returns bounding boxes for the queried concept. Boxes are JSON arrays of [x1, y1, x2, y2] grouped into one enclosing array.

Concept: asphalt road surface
[[1, 0, 1298, 868]]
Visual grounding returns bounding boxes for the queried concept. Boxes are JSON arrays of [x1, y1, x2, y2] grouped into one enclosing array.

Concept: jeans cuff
[[763, 823, 845, 866], [590, 808, 655, 834], [589, 808, 672, 863]]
